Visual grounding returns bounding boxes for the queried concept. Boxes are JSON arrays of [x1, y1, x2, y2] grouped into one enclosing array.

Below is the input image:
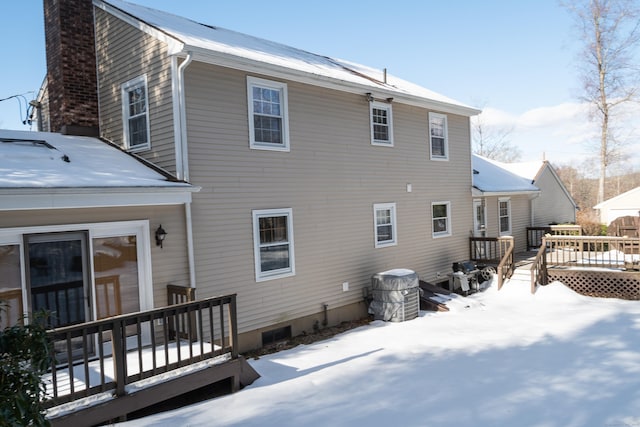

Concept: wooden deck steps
[[419, 280, 452, 312]]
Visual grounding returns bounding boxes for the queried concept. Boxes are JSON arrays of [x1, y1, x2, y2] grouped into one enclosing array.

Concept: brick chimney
[[43, 0, 99, 136]]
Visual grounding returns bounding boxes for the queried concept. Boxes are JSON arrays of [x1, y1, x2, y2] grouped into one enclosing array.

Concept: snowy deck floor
[[43, 340, 217, 399]]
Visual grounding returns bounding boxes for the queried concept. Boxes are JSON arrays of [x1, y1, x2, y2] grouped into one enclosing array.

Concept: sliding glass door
[[26, 232, 90, 329]]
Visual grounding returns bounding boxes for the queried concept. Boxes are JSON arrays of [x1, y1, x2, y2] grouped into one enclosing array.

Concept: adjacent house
[[472, 155, 540, 254], [499, 159, 577, 226], [594, 186, 640, 225], [28, 0, 481, 354]]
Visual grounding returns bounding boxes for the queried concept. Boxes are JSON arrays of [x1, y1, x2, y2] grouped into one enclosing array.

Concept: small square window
[[248, 77, 289, 152], [121, 75, 150, 151], [253, 208, 295, 281], [429, 112, 448, 160], [432, 201, 451, 238], [374, 203, 397, 247], [370, 101, 393, 146]]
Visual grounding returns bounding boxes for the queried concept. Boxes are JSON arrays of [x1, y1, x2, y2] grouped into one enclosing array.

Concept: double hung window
[[247, 77, 290, 151], [253, 208, 295, 281], [432, 201, 451, 238], [122, 75, 150, 151], [499, 198, 512, 235], [370, 101, 393, 146], [374, 203, 397, 247], [429, 112, 448, 160]]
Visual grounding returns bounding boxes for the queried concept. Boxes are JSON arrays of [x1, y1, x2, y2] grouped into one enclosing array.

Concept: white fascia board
[[181, 48, 481, 117], [0, 187, 199, 211], [472, 188, 541, 198]]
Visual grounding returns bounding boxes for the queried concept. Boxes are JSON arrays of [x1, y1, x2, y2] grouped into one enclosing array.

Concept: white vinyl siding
[[253, 208, 295, 281], [121, 75, 151, 151], [432, 201, 451, 238], [429, 112, 448, 160], [247, 77, 290, 152], [499, 198, 512, 235], [374, 203, 397, 248], [370, 101, 393, 146]]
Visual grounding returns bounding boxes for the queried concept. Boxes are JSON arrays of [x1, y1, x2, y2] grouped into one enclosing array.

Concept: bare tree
[[563, 0, 640, 204], [471, 114, 521, 162]]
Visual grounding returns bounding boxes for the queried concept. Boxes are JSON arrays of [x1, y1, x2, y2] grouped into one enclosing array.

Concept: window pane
[[377, 225, 393, 242], [259, 216, 288, 244], [432, 137, 445, 156], [433, 218, 448, 233], [93, 236, 139, 321], [254, 115, 282, 144], [432, 204, 447, 218], [500, 217, 510, 232], [376, 209, 391, 226], [129, 115, 148, 147], [0, 245, 22, 328], [260, 244, 290, 272]]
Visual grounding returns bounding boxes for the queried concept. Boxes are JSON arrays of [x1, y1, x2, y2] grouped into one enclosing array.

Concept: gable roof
[[472, 154, 540, 196], [594, 186, 640, 210], [95, 0, 480, 117], [0, 129, 197, 210], [497, 160, 544, 182], [499, 160, 577, 209]]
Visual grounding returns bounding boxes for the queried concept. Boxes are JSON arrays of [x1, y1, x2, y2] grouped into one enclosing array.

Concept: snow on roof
[[497, 160, 544, 182], [0, 129, 190, 189], [594, 186, 640, 209], [472, 154, 540, 194], [100, 0, 479, 116]]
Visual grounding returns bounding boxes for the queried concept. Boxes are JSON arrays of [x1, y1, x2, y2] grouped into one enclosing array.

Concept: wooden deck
[[43, 293, 260, 427]]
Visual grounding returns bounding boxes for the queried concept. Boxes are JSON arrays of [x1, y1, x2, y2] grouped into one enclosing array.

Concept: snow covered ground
[[118, 278, 640, 427]]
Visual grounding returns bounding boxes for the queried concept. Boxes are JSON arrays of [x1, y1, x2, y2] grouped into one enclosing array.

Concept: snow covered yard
[[118, 279, 640, 427]]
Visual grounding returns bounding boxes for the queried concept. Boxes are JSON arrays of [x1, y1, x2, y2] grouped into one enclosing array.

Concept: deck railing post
[[112, 318, 126, 397], [229, 295, 238, 359]]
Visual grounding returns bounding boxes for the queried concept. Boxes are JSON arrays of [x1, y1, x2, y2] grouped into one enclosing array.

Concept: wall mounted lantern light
[[155, 224, 167, 248]]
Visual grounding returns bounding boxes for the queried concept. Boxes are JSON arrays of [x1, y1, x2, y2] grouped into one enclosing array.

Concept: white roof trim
[[182, 49, 481, 117], [96, 0, 480, 117], [0, 187, 198, 211]]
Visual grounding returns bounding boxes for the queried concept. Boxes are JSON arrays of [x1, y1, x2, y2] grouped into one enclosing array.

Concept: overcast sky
[[1, 1, 638, 171]]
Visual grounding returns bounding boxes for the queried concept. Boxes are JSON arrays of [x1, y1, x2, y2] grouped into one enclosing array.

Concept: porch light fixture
[[365, 92, 374, 102], [155, 224, 167, 248]]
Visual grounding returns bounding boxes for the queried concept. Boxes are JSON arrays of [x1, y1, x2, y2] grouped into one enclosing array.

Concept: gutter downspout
[[173, 52, 196, 288]]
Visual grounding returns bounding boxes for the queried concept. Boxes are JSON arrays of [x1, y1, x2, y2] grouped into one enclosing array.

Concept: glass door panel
[[0, 245, 23, 328], [27, 233, 89, 329], [93, 235, 140, 320]]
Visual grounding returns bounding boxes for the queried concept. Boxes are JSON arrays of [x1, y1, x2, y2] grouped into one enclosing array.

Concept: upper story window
[[432, 201, 451, 238], [499, 198, 512, 235], [247, 77, 290, 152], [252, 208, 295, 281], [429, 112, 448, 160], [370, 101, 393, 146], [121, 75, 150, 151], [374, 203, 397, 248]]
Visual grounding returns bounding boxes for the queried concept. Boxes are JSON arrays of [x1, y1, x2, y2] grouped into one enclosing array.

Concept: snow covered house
[[32, 0, 480, 358], [499, 159, 577, 227], [471, 155, 540, 253], [594, 186, 640, 225]]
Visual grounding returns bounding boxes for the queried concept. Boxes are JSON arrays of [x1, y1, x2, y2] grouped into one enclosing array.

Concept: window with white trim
[[253, 208, 295, 281], [247, 77, 289, 151], [374, 203, 397, 247], [370, 101, 393, 146], [499, 198, 512, 235], [121, 75, 151, 151], [431, 201, 451, 237], [429, 112, 448, 160]]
